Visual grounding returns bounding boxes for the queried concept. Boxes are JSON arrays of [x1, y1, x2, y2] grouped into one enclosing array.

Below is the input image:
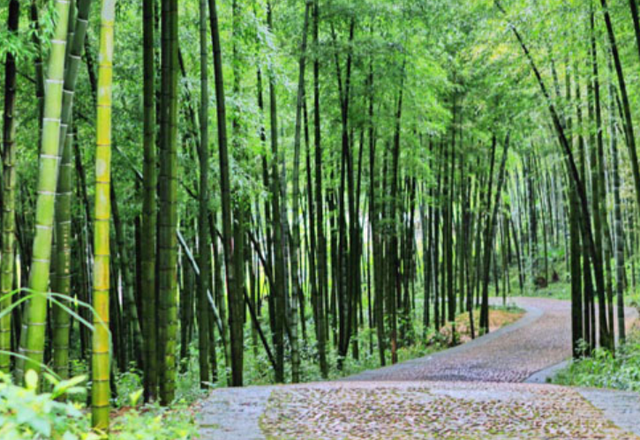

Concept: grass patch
[[552, 324, 640, 392]]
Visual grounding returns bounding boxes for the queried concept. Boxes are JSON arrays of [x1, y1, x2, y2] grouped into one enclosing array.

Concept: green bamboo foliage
[[17, 0, 72, 382], [0, 0, 20, 374], [92, 0, 116, 429], [142, 0, 158, 401]]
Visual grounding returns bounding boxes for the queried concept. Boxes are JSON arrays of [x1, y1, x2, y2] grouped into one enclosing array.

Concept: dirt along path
[[198, 298, 640, 439]]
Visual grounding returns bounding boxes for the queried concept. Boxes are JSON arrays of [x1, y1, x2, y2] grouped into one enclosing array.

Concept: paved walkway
[[198, 298, 640, 439]]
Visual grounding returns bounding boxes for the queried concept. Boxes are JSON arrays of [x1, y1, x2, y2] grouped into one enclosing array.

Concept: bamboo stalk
[[17, 0, 72, 383], [0, 0, 20, 374], [91, 0, 116, 429]]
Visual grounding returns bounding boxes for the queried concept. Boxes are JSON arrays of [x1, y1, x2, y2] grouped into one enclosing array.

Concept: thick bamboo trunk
[[92, 0, 116, 428], [18, 0, 72, 383], [157, 0, 179, 404], [0, 0, 20, 374]]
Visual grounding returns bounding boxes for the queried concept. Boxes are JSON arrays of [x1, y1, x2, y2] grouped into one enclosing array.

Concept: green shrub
[[0, 372, 199, 439], [0, 371, 94, 440], [554, 332, 640, 392], [110, 403, 198, 440]]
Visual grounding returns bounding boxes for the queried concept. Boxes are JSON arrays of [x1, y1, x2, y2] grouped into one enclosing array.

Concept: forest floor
[[198, 298, 640, 439]]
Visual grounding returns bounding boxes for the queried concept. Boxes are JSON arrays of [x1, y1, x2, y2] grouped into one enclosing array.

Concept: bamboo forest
[[5, 0, 640, 438]]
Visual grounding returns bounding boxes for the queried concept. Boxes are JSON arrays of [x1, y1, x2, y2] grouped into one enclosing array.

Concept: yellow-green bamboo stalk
[[17, 0, 72, 383], [92, 0, 116, 430]]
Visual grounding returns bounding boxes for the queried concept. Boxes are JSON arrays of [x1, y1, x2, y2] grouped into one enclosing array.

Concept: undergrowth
[[553, 328, 640, 392], [3, 291, 527, 439]]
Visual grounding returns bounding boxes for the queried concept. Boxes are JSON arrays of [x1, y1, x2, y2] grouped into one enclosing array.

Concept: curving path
[[198, 298, 640, 439], [346, 298, 569, 383]]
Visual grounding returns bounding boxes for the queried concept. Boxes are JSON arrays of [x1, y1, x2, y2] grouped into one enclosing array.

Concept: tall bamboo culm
[[158, 0, 179, 404], [17, 0, 71, 383], [197, 0, 212, 388], [92, 0, 116, 429], [0, 0, 20, 374], [141, 0, 158, 401], [53, 0, 94, 380]]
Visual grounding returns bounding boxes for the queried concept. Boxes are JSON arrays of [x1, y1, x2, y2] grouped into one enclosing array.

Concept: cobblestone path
[[198, 298, 640, 439]]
